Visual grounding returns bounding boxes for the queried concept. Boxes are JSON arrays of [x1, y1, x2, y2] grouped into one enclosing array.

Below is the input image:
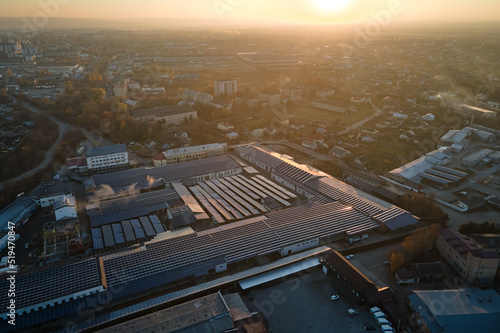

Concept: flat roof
[[0, 258, 103, 316], [86, 144, 126, 157], [238, 257, 320, 290], [164, 143, 226, 158]]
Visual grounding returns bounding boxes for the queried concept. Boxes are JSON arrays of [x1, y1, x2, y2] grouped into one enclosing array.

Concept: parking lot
[[242, 268, 381, 333]]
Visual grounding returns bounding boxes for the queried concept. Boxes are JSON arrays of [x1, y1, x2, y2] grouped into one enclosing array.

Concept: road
[[0, 99, 147, 191], [335, 100, 383, 136]]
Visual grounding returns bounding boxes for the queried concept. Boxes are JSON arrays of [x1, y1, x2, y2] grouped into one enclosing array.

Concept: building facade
[[162, 143, 227, 165], [133, 106, 198, 125], [437, 228, 500, 284], [214, 79, 237, 96], [311, 100, 348, 113], [86, 144, 129, 172]]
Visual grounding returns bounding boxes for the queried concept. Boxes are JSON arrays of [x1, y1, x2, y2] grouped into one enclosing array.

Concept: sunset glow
[[313, 0, 351, 12]]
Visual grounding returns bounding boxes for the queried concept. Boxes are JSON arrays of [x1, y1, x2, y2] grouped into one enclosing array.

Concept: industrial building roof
[[0, 258, 103, 315], [239, 145, 286, 169], [0, 195, 37, 231], [409, 288, 500, 333], [98, 291, 233, 333], [87, 188, 182, 227], [91, 155, 241, 190], [86, 144, 127, 157]]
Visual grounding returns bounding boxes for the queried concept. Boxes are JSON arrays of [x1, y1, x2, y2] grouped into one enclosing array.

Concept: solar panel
[[252, 176, 294, 199], [211, 179, 260, 215], [112, 223, 125, 244], [130, 219, 146, 239], [232, 175, 268, 198], [91, 228, 104, 250], [425, 168, 461, 182], [238, 175, 291, 207], [432, 165, 468, 178], [0, 258, 102, 312], [121, 220, 136, 242], [198, 182, 243, 220], [139, 216, 156, 237], [204, 180, 251, 217], [149, 215, 166, 234], [101, 224, 115, 247], [255, 175, 297, 198], [191, 185, 228, 222], [218, 178, 267, 212]]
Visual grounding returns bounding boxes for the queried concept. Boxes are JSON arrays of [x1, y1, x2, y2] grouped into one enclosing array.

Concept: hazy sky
[[3, 0, 500, 24]]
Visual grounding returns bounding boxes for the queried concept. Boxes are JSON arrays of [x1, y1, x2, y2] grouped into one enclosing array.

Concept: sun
[[313, 0, 351, 11]]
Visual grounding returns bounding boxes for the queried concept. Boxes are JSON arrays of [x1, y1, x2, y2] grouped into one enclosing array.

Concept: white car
[[330, 295, 339, 301], [346, 255, 354, 260], [25, 243, 29, 249]]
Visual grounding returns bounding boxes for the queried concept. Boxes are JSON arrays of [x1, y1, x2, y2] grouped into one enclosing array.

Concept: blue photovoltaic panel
[[91, 228, 104, 250], [139, 216, 156, 237], [211, 179, 260, 215], [130, 219, 146, 239], [101, 224, 115, 247], [121, 220, 136, 242], [149, 215, 166, 234], [112, 223, 125, 244]]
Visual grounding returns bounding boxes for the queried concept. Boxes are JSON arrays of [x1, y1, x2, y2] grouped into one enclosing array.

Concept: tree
[[6, 68, 13, 78], [90, 88, 106, 104], [458, 222, 500, 236], [402, 224, 441, 260], [390, 252, 405, 273]]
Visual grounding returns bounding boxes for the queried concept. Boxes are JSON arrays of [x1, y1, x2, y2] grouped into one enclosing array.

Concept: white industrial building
[[389, 149, 452, 183], [54, 195, 77, 221], [86, 144, 128, 171], [160, 143, 228, 165]]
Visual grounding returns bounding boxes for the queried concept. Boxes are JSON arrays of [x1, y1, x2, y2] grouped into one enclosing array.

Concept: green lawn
[[287, 104, 375, 127]]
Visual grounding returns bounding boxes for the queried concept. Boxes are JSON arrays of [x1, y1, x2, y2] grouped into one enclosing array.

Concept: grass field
[[287, 104, 375, 127]]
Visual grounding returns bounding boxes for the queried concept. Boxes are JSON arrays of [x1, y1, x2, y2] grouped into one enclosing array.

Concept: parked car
[[346, 255, 354, 260], [369, 306, 382, 314], [330, 295, 339, 301], [347, 309, 358, 316], [384, 261, 391, 265], [25, 243, 29, 249]]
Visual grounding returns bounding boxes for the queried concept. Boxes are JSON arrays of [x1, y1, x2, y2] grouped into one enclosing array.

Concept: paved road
[[336, 100, 383, 136], [0, 102, 73, 190], [0, 100, 147, 190]]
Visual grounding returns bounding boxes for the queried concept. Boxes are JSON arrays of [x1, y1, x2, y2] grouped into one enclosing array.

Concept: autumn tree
[[90, 87, 106, 104], [390, 252, 405, 273], [402, 224, 442, 260]]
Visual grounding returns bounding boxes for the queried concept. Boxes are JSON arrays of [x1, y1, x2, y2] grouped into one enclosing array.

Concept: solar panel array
[[121, 220, 136, 242], [211, 179, 260, 215], [91, 216, 169, 250], [112, 224, 125, 244], [101, 225, 116, 247], [305, 178, 384, 216], [91, 228, 104, 250], [240, 145, 286, 169], [373, 207, 419, 231], [92, 155, 241, 190], [0, 258, 102, 311], [88, 188, 182, 227], [274, 163, 317, 183], [130, 219, 146, 239], [149, 215, 166, 233], [139, 216, 156, 237], [100, 201, 381, 299]]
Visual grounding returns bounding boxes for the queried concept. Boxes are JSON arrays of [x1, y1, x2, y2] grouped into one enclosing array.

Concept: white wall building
[[215, 79, 237, 96], [86, 144, 129, 171]]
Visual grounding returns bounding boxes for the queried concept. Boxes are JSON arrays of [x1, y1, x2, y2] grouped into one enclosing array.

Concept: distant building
[[152, 153, 167, 167], [54, 195, 77, 221], [408, 288, 500, 333], [66, 156, 88, 173], [214, 79, 237, 96], [316, 88, 336, 99], [33, 182, 74, 208], [458, 196, 485, 212], [86, 144, 128, 172], [113, 80, 128, 97], [259, 92, 280, 105], [218, 122, 234, 131], [226, 132, 239, 140], [395, 270, 419, 284], [161, 143, 227, 165], [133, 105, 197, 125], [281, 86, 302, 101], [183, 88, 213, 104], [436, 228, 500, 284], [141, 87, 166, 95], [311, 100, 348, 113], [329, 146, 351, 159]]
